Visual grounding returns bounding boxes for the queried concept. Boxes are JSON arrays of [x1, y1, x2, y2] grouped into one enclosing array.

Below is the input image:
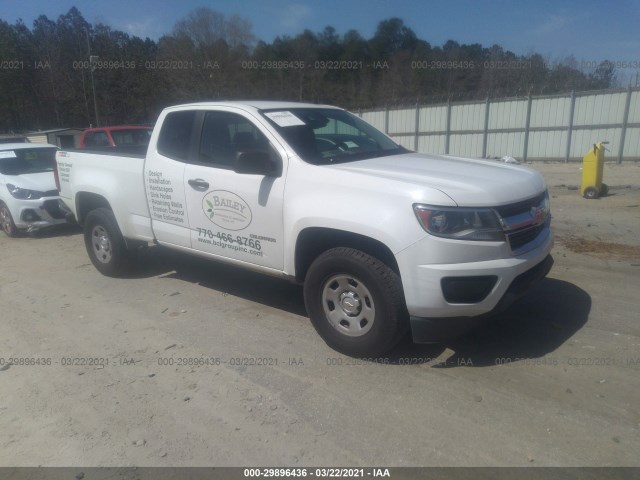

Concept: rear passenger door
[[184, 109, 287, 271], [144, 110, 197, 248]]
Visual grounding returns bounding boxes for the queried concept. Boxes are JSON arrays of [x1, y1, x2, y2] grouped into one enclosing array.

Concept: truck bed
[[56, 149, 154, 241]]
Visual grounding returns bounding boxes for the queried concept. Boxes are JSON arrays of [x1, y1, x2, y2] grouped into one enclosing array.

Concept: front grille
[[43, 190, 59, 197], [42, 200, 66, 219], [494, 192, 545, 218], [506, 222, 547, 251], [495, 192, 550, 252]]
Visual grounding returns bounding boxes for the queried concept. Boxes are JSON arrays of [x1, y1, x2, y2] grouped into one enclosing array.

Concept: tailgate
[[55, 151, 75, 206]]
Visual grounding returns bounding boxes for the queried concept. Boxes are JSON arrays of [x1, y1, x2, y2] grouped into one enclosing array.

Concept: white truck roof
[[164, 100, 339, 112]]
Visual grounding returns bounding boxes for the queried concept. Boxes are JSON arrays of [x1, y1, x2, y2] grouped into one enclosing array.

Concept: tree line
[[0, 7, 617, 132]]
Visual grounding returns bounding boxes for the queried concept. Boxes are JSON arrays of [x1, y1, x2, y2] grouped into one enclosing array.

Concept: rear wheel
[[304, 247, 408, 357], [84, 208, 131, 277], [0, 202, 18, 237], [600, 183, 609, 196]]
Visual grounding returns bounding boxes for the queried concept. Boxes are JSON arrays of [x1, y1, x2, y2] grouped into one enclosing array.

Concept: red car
[[80, 125, 153, 148]]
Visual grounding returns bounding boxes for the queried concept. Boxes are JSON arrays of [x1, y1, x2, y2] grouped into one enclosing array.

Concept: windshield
[[260, 108, 407, 165], [0, 147, 57, 175], [111, 128, 152, 147]]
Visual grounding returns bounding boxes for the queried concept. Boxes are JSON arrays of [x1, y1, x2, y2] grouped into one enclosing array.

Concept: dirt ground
[[0, 161, 638, 467]]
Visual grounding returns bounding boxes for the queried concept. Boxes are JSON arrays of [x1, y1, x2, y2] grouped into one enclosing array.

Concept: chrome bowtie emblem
[[530, 206, 545, 224]]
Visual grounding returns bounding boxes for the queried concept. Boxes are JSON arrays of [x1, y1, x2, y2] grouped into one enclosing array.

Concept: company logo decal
[[202, 190, 252, 231]]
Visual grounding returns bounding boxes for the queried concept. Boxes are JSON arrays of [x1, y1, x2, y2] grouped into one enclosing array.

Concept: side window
[[93, 131, 110, 147], [157, 111, 197, 162], [111, 130, 131, 146], [198, 111, 271, 169], [83, 132, 94, 147]]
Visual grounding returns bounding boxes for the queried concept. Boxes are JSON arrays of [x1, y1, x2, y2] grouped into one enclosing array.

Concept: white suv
[[0, 143, 68, 237]]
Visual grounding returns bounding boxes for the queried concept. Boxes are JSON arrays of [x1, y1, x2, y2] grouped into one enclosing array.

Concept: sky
[[2, 0, 640, 67]]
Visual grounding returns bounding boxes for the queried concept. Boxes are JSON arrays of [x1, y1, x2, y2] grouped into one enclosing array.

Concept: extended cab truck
[[56, 101, 553, 357]]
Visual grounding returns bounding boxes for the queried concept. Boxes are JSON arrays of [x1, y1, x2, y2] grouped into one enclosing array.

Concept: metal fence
[[357, 87, 640, 162]]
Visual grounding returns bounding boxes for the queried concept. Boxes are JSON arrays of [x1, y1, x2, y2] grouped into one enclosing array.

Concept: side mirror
[[234, 151, 281, 177]]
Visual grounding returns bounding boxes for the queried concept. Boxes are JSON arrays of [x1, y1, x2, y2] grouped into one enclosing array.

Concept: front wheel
[[303, 247, 408, 357], [0, 202, 18, 237], [84, 208, 131, 277]]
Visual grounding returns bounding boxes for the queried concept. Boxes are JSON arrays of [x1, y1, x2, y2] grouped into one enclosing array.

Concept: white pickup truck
[[56, 101, 553, 356]]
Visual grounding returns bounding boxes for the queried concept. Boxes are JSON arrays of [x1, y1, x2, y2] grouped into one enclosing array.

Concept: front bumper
[[12, 197, 69, 231], [394, 227, 554, 342], [409, 254, 554, 342]]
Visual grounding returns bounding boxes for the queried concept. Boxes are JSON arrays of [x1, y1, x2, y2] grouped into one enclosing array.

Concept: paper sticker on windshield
[[264, 111, 305, 127], [0, 151, 17, 159]]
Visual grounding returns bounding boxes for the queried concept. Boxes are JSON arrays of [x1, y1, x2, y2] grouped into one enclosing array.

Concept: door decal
[[202, 190, 252, 231]]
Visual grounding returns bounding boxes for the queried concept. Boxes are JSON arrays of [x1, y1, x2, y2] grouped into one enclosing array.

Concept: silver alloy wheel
[[91, 225, 112, 264], [0, 206, 13, 235], [322, 274, 376, 337]]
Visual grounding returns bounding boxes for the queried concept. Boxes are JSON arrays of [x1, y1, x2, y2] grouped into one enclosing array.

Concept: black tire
[[600, 183, 609, 196], [583, 186, 599, 199], [83, 208, 131, 277], [0, 202, 19, 237], [304, 247, 408, 357]]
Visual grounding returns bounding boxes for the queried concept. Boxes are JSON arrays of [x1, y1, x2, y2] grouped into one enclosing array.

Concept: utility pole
[[84, 28, 100, 127]]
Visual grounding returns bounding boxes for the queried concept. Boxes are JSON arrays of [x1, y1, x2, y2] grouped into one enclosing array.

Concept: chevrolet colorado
[[56, 101, 553, 356]]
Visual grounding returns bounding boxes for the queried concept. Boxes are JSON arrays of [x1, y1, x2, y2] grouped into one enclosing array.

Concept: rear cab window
[[111, 129, 152, 147], [84, 130, 110, 147]]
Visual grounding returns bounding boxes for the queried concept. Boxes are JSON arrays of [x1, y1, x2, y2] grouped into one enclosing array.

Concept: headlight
[[6, 184, 44, 200], [413, 204, 504, 241]]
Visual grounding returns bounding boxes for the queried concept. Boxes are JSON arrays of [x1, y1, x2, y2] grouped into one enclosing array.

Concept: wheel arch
[[294, 227, 400, 282], [75, 192, 113, 225]]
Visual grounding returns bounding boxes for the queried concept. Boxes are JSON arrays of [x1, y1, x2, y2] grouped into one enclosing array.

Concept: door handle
[[188, 178, 210, 191]]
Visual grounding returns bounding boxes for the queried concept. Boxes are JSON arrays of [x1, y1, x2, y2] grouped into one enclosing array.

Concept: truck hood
[[330, 153, 546, 206], [3, 171, 57, 193]]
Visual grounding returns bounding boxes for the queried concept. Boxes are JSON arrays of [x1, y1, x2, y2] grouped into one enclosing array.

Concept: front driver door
[[184, 109, 286, 271]]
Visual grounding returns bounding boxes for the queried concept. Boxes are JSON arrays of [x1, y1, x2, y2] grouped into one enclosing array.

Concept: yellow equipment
[[580, 141, 609, 199]]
